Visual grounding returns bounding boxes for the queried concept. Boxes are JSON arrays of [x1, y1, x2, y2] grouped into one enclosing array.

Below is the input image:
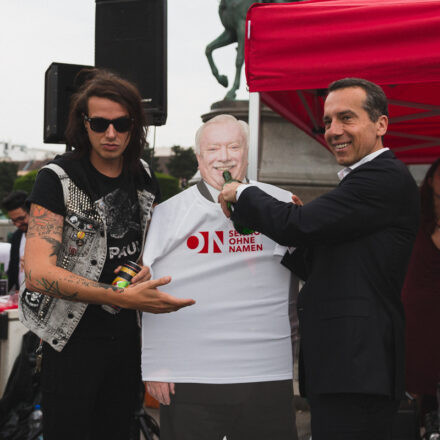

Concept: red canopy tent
[[245, 0, 440, 164]]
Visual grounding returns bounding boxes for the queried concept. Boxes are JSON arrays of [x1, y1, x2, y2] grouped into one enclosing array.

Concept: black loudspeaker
[[44, 62, 92, 144], [95, 0, 167, 126]]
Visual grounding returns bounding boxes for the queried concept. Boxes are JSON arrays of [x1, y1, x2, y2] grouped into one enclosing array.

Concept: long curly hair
[[65, 68, 147, 173], [420, 158, 440, 233]]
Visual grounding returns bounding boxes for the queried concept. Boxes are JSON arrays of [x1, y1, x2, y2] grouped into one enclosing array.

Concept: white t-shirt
[[142, 181, 294, 384]]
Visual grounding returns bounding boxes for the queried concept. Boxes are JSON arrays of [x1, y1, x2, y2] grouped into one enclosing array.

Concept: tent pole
[[248, 92, 261, 181]]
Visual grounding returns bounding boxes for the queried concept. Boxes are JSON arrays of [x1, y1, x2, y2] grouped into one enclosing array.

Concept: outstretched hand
[[118, 276, 195, 313]]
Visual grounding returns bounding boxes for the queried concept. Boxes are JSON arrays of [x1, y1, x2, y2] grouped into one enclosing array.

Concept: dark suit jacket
[[232, 151, 419, 399], [7, 229, 24, 291]]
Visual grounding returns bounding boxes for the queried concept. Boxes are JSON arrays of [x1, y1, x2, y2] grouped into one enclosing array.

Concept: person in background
[[402, 158, 440, 427], [1, 190, 29, 291]]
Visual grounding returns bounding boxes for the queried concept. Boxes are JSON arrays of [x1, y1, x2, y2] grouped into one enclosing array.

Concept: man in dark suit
[[1, 190, 29, 291], [220, 78, 420, 440]]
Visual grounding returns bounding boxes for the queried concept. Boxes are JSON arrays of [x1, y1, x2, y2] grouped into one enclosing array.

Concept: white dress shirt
[[337, 148, 389, 181]]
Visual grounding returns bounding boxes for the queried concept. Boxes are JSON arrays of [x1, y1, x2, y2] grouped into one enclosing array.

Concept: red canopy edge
[[245, 0, 440, 164]]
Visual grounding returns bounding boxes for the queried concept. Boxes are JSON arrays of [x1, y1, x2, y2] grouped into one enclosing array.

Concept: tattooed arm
[[25, 204, 195, 313]]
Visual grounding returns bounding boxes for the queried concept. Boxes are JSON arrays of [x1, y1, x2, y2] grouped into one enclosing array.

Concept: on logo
[[187, 231, 224, 253]]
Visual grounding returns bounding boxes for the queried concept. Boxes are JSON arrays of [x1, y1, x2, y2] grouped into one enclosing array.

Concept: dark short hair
[[328, 78, 389, 122], [65, 68, 147, 173], [420, 158, 440, 232], [1, 190, 28, 212]]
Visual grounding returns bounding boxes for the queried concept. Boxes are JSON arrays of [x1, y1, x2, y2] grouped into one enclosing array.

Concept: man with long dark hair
[[19, 69, 194, 440]]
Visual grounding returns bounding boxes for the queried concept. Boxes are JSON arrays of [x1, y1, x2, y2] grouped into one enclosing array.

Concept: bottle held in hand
[[102, 261, 142, 314], [222, 171, 254, 235]]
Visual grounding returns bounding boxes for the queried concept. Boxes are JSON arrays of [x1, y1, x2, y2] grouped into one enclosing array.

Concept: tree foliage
[[0, 162, 18, 209], [167, 146, 198, 181], [155, 172, 181, 201], [13, 170, 38, 195], [141, 147, 161, 173]]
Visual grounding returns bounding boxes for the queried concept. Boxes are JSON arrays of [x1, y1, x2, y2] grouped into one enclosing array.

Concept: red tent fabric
[[245, 0, 440, 163]]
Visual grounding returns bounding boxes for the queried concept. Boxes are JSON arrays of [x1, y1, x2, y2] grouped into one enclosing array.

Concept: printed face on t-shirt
[[197, 120, 248, 190]]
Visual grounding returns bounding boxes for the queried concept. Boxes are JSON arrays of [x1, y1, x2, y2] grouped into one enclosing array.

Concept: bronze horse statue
[[206, 0, 299, 100]]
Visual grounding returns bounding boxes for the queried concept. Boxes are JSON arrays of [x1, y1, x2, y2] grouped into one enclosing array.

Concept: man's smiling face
[[323, 86, 388, 166], [197, 120, 248, 190]]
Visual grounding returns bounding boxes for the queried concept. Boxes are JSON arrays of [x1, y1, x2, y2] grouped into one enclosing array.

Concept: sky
[[0, 0, 248, 153]]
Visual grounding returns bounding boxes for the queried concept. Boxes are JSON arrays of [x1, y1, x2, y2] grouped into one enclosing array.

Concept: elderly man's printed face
[[197, 120, 248, 190]]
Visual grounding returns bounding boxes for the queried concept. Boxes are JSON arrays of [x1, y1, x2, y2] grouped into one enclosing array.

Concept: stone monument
[[205, 0, 296, 101], [203, 0, 340, 202]]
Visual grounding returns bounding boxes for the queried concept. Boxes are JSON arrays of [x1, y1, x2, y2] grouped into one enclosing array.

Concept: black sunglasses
[[84, 115, 133, 133]]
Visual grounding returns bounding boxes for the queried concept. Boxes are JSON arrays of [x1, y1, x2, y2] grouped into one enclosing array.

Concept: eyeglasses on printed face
[[83, 115, 133, 133]]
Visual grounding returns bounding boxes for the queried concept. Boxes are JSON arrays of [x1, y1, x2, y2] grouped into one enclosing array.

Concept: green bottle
[[222, 171, 254, 235], [0, 263, 8, 295]]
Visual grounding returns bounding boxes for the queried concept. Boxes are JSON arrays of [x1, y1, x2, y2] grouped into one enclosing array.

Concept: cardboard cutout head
[[195, 115, 249, 190]]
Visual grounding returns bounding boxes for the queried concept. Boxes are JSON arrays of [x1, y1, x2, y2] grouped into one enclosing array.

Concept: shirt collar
[[202, 177, 249, 202], [337, 147, 389, 181], [204, 181, 221, 203]]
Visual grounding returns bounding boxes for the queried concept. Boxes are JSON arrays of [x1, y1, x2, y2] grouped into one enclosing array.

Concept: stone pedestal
[[202, 100, 340, 203]]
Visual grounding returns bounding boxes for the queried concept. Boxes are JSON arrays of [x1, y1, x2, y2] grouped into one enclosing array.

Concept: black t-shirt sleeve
[[28, 168, 65, 216]]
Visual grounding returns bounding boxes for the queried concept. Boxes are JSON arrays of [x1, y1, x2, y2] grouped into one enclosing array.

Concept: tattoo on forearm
[[26, 205, 126, 300], [35, 277, 78, 300], [27, 204, 63, 238], [25, 269, 78, 300], [87, 279, 124, 293], [97, 282, 124, 293], [42, 237, 62, 257], [25, 264, 124, 304], [68, 275, 123, 293]]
